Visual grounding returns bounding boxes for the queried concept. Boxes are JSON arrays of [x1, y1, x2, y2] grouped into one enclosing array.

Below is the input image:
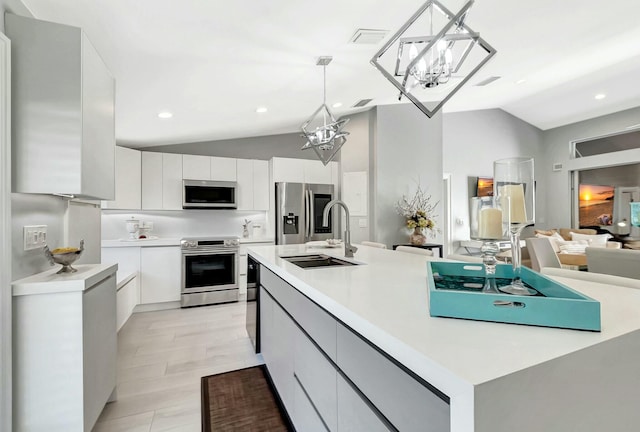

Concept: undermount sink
[[281, 254, 359, 269]]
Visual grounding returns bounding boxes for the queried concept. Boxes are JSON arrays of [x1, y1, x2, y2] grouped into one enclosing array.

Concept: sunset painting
[[579, 184, 614, 226]]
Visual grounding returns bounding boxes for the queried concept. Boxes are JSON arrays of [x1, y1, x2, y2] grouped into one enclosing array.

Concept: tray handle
[[493, 300, 526, 308]]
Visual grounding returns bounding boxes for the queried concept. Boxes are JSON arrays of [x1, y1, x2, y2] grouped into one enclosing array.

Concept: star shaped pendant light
[[301, 56, 349, 165], [371, 0, 496, 118]]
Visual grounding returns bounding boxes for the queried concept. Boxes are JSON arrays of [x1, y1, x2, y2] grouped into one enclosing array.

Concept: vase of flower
[[410, 227, 427, 245], [396, 183, 439, 245]]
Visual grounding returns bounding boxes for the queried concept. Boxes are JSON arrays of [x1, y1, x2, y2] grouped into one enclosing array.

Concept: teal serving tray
[[428, 262, 601, 331]]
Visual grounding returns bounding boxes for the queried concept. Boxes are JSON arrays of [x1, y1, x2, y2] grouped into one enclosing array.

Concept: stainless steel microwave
[[182, 180, 237, 209]]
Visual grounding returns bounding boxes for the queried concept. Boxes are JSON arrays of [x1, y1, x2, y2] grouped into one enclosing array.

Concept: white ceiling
[[18, 0, 640, 148]]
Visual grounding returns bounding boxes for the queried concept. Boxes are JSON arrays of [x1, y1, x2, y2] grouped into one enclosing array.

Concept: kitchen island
[[248, 244, 640, 432]]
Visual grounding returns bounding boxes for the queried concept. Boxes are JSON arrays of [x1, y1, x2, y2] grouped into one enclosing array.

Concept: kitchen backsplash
[[101, 210, 269, 240]]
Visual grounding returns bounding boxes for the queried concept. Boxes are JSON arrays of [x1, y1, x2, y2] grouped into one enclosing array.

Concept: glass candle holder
[[494, 157, 537, 296], [470, 196, 507, 293]]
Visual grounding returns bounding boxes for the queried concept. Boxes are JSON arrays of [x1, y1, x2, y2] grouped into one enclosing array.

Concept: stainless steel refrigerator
[[275, 182, 337, 244]]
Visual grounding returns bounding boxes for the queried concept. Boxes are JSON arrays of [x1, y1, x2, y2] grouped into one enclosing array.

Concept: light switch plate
[[24, 225, 47, 250]]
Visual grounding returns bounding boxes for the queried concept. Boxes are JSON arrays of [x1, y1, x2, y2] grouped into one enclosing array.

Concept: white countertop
[[102, 238, 181, 247], [247, 244, 640, 396], [102, 237, 274, 248], [239, 237, 274, 244], [12, 263, 118, 296]]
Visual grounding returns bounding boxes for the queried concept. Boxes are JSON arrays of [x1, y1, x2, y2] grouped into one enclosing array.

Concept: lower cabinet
[[140, 246, 181, 304], [12, 270, 117, 431], [116, 275, 139, 331], [259, 265, 451, 432], [337, 375, 390, 432]]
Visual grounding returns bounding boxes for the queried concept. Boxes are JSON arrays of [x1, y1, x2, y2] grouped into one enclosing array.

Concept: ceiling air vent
[[352, 99, 373, 108], [349, 29, 389, 45], [474, 76, 501, 86]]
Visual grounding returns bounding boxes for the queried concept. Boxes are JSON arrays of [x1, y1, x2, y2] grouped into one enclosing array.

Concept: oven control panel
[[181, 237, 239, 250]]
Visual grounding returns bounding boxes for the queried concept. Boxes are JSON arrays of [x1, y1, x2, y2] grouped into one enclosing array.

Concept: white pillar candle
[[478, 208, 503, 239], [500, 184, 527, 223]]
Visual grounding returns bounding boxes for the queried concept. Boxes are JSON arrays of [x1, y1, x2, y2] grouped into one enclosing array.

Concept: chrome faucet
[[322, 199, 358, 258]]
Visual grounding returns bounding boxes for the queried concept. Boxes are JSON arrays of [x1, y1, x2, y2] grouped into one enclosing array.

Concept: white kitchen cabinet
[[236, 159, 254, 210], [237, 159, 270, 211], [102, 146, 142, 209], [163, 153, 183, 210], [183, 154, 211, 180], [271, 157, 337, 186], [253, 160, 270, 210], [116, 275, 139, 331], [141, 152, 183, 210], [304, 159, 333, 184], [6, 14, 115, 199], [142, 152, 163, 210], [337, 375, 390, 432], [140, 246, 181, 304], [12, 265, 117, 431], [210, 156, 237, 181], [271, 157, 305, 183]]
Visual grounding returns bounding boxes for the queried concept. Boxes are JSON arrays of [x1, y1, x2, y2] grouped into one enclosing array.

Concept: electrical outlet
[[24, 225, 47, 250], [358, 218, 367, 228]]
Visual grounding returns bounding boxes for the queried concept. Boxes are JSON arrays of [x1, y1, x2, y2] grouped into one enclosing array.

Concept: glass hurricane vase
[[494, 157, 537, 296], [470, 197, 507, 293]]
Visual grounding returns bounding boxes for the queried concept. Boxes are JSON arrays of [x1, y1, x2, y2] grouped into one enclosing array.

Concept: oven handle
[[181, 250, 238, 256]]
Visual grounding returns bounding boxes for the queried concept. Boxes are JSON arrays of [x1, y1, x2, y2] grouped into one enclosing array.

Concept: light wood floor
[[93, 301, 262, 432]]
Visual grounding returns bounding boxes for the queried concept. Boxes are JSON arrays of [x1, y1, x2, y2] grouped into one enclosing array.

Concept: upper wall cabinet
[[142, 152, 182, 210], [101, 146, 141, 210], [237, 159, 269, 211], [271, 157, 338, 186], [183, 155, 237, 181], [6, 14, 115, 199], [210, 156, 237, 181]]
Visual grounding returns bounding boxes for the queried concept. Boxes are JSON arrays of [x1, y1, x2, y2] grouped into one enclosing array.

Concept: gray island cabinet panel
[[6, 14, 115, 200], [337, 323, 450, 432], [259, 265, 449, 432]]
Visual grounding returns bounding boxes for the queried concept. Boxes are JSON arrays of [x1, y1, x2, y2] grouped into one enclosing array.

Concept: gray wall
[[580, 164, 640, 188], [374, 104, 443, 248], [0, 0, 31, 33], [339, 109, 374, 244], [540, 105, 640, 229], [443, 109, 544, 246], [143, 132, 323, 161]]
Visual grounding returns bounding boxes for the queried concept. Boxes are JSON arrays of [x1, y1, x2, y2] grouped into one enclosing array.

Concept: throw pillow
[[570, 232, 612, 248], [557, 239, 590, 254], [534, 229, 557, 236]]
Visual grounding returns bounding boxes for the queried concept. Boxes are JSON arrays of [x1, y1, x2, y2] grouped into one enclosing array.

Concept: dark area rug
[[201, 365, 293, 432]]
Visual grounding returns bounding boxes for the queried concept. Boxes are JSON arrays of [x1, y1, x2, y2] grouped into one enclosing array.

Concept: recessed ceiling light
[[158, 111, 173, 119], [256, 107, 268, 113], [515, 78, 527, 84], [594, 93, 606, 100], [332, 102, 343, 108]]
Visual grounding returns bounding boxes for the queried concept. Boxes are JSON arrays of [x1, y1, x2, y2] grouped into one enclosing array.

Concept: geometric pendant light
[[371, 0, 496, 118], [301, 56, 349, 165]]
